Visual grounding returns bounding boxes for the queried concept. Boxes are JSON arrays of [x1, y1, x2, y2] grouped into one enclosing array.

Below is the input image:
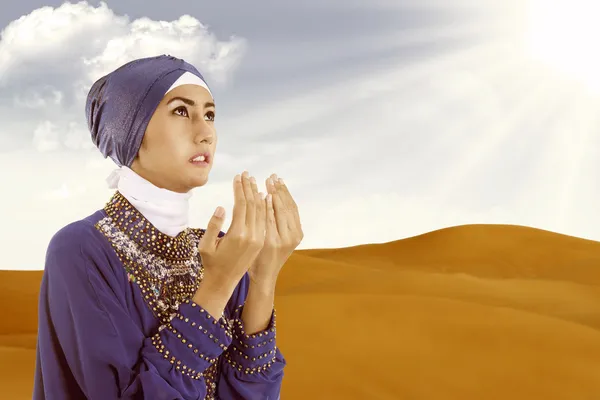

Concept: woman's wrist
[[241, 287, 275, 334], [248, 271, 278, 294], [192, 274, 237, 318]]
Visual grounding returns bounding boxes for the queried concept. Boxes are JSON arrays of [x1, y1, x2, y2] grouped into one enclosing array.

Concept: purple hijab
[[85, 54, 209, 167]]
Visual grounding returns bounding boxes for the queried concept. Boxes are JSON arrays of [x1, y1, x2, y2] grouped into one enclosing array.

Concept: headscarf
[[85, 54, 212, 168]]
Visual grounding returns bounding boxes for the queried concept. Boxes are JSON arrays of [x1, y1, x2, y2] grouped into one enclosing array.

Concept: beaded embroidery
[[95, 191, 221, 399], [96, 191, 204, 322]]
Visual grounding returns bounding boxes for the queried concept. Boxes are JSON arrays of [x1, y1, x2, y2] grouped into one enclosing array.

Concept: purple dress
[[33, 191, 285, 399]]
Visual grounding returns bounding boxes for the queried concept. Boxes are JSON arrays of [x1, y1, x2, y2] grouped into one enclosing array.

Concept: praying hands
[[242, 172, 303, 334], [249, 173, 304, 288]]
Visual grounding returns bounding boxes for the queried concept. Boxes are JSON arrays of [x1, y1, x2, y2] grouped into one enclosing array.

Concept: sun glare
[[526, 0, 600, 92]]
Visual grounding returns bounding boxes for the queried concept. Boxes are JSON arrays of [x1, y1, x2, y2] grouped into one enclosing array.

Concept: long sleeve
[[33, 224, 232, 400], [216, 273, 286, 399]]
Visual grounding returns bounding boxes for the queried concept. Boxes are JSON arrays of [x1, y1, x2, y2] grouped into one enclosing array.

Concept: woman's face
[[131, 84, 217, 193]]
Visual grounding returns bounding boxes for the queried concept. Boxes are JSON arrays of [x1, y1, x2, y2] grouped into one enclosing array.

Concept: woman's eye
[[205, 111, 215, 121], [173, 106, 189, 117]]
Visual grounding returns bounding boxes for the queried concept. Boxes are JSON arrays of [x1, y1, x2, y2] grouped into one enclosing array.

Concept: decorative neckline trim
[[103, 191, 200, 261]]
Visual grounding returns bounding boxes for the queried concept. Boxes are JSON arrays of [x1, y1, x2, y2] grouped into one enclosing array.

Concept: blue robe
[[33, 191, 285, 399]]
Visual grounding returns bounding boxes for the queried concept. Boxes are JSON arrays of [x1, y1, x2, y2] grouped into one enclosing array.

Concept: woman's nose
[[194, 122, 214, 144]]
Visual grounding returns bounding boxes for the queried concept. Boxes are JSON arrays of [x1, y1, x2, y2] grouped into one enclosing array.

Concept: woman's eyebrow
[[166, 97, 215, 109]]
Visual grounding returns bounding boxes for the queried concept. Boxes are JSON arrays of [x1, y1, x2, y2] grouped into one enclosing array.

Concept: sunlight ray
[[554, 98, 600, 227], [427, 81, 578, 227], [389, 51, 529, 147], [221, 40, 522, 140], [268, 17, 510, 55], [323, 0, 505, 11], [521, 92, 600, 230], [429, 66, 571, 200]]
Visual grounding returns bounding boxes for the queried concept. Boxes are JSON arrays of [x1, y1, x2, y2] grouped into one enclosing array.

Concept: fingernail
[[242, 171, 249, 178], [273, 173, 279, 180], [250, 176, 256, 184], [278, 178, 284, 185], [235, 174, 241, 182]]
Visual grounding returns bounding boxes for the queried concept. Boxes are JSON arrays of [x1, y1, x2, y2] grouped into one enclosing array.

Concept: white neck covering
[[105, 71, 212, 237], [108, 166, 191, 237]]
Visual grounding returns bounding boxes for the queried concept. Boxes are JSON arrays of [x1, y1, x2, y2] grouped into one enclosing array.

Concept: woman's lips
[[190, 152, 211, 166]]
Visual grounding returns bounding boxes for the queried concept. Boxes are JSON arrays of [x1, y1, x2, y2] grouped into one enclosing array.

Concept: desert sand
[[2, 223, 600, 399]]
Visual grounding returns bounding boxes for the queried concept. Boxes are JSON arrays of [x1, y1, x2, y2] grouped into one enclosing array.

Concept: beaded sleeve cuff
[[224, 307, 278, 374], [151, 299, 234, 379]]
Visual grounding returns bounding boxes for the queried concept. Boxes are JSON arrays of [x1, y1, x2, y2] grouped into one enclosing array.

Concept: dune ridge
[[1, 224, 600, 399]]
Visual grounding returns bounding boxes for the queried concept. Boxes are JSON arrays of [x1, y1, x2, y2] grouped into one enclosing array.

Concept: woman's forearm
[[241, 279, 276, 334], [193, 275, 237, 319]]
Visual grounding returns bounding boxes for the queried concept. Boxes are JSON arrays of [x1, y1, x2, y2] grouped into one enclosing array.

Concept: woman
[[33, 54, 303, 400]]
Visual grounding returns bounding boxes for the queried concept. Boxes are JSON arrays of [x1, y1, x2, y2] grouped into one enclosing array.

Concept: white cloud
[[13, 86, 63, 109], [63, 121, 94, 150], [42, 183, 88, 201], [80, 13, 246, 86], [0, 1, 247, 151], [32, 121, 60, 152]]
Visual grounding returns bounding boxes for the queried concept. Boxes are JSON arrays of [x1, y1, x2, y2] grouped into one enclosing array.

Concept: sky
[[1, 0, 599, 270]]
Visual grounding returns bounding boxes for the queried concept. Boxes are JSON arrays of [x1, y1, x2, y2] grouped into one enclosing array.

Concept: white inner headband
[[165, 71, 212, 98]]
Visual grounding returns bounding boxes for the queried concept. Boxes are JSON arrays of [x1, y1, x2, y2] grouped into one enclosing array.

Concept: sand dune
[[2, 224, 600, 399]]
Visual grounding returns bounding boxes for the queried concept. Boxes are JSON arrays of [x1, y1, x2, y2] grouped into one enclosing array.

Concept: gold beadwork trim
[[103, 191, 204, 261], [163, 323, 223, 363], [95, 194, 204, 323], [182, 299, 234, 339], [232, 309, 277, 338], [151, 333, 203, 380], [223, 350, 278, 375], [229, 308, 277, 351], [229, 345, 277, 363], [234, 336, 276, 350]]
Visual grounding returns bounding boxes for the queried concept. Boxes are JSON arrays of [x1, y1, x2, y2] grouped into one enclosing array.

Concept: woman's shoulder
[[44, 209, 125, 287], [46, 209, 110, 262], [44, 210, 130, 299]]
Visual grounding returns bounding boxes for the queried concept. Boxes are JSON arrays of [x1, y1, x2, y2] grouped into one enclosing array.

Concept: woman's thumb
[[200, 206, 225, 251]]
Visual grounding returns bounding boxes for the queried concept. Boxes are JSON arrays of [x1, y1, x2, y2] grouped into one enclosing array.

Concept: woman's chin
[[189, 173, 209, 188]]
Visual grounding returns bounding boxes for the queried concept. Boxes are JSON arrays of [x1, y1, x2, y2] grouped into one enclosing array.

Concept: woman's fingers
[[257, 191, 266, 237], [265, 177, 281, 237], [273, 176, 300, 232], [251, 175, 266, 240], [267, 176, 289, 237], [265, 192, 278, 242], [241, 171, 256, 233], [230, 172, 301, 246], [229, 174, 246, 234]]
